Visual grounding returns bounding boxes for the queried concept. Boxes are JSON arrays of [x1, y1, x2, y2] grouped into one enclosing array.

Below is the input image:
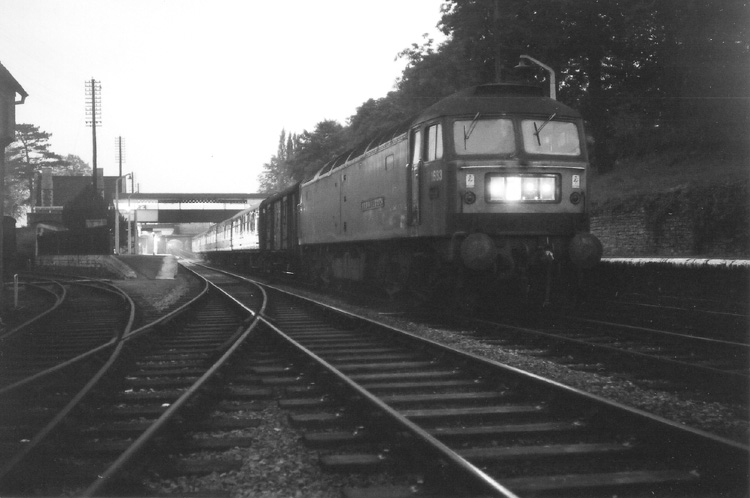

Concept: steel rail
[[188, 261, 516, 495], [122, 269, 210, 341], [302, 285, 749, 450], [455, 313, 749, 401], [597, 298, 748, 318], [0, 275, 207, 487], [186, 262, 516, 495], [0, 279, 134, 395], [259, 312, 520, 498], [0, 278, 66, 340], [0, 271, 206, 396], [261, 281, 749, 491], [561, 313, 749, 349], [0, 279, 135, 483], [81, 269, 266, 497]]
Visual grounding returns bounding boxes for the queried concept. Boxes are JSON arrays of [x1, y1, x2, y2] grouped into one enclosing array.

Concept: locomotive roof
[[416, 83, 581, 122], [309, 83, 582, 182]]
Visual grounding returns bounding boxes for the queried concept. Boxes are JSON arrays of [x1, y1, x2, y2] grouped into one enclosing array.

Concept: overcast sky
[[1, 0, 446, 193]]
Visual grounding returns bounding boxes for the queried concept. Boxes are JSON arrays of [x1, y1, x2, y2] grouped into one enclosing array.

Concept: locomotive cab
[[409, 84, 602, 302]]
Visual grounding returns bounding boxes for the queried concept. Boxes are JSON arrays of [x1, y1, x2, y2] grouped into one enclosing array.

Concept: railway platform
[[111, 255, 201, 322]]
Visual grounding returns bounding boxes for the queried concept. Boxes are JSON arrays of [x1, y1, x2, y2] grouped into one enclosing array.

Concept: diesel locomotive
[[195, 83, 602, 307]]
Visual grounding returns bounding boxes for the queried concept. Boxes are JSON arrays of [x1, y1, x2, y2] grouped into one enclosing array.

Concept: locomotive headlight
[[506, 177, 522, 201], [487, 177, 504, 200], [539, 177, 556, 200], [486, 174, 559, 202]]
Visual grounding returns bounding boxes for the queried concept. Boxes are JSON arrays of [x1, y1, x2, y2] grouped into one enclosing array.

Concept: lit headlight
[[486, 175, 559, 202]]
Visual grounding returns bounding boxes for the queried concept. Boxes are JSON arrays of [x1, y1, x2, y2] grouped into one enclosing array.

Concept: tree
[[57, 154, 92, 176], [654, 0, 750, 149], [286, 120, 346, 183], [257, 155, 294, 193], [3, 124, 91, 218], [4, 124, 65, 218], [257, 130, 296, 193], [436, 0, 750, 168], [259, 0, 749, 183]]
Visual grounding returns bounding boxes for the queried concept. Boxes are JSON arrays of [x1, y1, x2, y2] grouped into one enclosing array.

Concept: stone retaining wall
[[590, 182, 748, 258]]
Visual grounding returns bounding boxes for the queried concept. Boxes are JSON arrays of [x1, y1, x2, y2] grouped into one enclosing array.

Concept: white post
[[133, 209, 139, 255], [127, 211, 132, 254]]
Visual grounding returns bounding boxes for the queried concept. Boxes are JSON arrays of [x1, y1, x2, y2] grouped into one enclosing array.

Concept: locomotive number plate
[[572, 175, 580, 189], [361, 197, 385, 212]]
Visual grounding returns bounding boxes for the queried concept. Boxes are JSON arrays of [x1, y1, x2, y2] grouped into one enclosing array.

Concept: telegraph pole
[[114, 137, 127, 255], [85, 79, 102, 191], [115, 136, 125, 180]]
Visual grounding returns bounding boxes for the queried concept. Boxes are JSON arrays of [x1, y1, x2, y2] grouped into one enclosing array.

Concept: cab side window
[[411, 129, 422, 164], [426, 123, 443, 162]]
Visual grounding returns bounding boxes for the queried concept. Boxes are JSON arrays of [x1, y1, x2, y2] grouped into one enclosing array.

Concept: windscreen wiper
[[463, 112, 481, 149], [533, 112, 557, 146]]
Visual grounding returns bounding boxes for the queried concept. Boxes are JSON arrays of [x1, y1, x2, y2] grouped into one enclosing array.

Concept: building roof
[[0, 61, 28, 102]]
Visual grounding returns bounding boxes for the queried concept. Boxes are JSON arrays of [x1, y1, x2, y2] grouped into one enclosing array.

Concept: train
[[192, 207, 259, 254], [193, 83, 603, 308]]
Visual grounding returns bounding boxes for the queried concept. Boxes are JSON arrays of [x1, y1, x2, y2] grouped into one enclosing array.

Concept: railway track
[[0, 271, 201, 492], [0, 277, 132, 390], [3, 264, 745, 496], [0, 275, 64, 333], [0, 276, 136, 492], [184, 264, 749, 498], [450, 308, 749, 405], [0, 266, 282, 496], [572, 286, 748, 344]]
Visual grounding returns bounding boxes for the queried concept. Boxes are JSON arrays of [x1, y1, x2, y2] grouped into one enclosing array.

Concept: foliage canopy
[[258, 0, 749, 189]]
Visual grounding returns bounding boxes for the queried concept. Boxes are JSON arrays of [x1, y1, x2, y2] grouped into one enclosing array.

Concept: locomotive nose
[[460, 232, 498, 270], [569, 233, 603, 269]]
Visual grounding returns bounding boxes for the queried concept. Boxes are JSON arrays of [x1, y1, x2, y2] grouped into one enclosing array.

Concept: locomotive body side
[[299, 134, 410, 244]]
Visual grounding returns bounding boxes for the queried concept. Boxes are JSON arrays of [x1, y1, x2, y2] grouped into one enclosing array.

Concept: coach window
[[426, 123, 443, 161]]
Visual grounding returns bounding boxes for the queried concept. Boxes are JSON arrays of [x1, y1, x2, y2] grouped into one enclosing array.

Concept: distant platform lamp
[[515, 55, 556, 101]]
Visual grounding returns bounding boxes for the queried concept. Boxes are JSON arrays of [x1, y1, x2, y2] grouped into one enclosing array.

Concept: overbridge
[[114, 192, 266, 254]]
